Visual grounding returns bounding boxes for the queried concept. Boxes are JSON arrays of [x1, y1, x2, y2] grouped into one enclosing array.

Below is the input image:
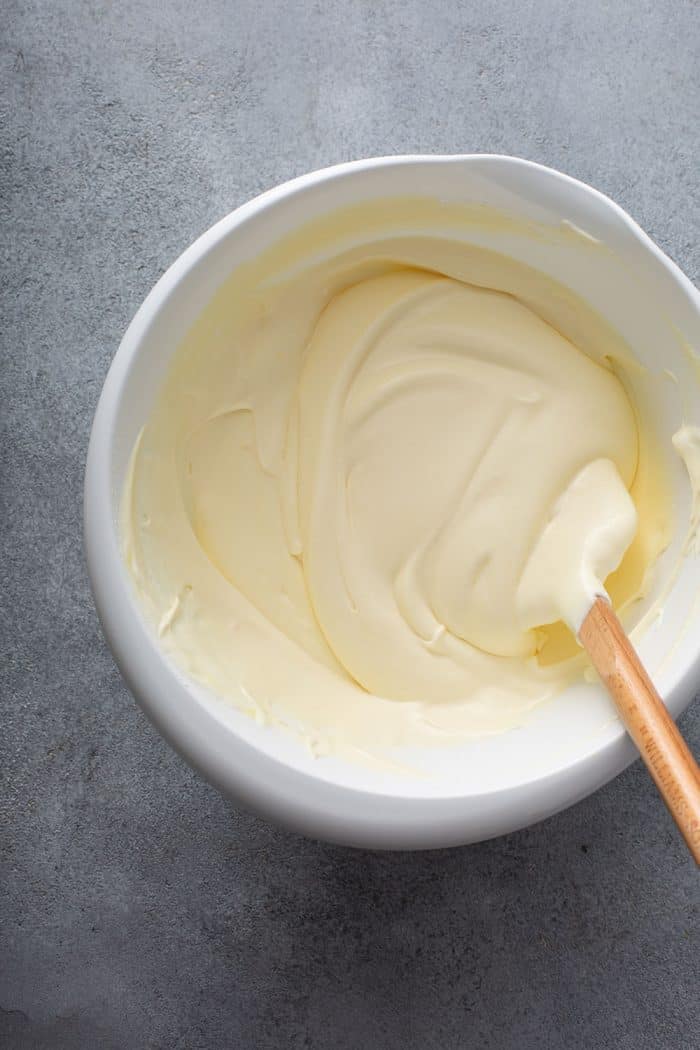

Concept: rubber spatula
[[520, 459, 700, 863]]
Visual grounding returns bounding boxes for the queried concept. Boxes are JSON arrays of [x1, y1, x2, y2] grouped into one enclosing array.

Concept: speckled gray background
[[2, 1, 699, 1048]]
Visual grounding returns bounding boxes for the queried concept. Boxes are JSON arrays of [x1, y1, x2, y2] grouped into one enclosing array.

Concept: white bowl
[[85, 155, 700, 849]]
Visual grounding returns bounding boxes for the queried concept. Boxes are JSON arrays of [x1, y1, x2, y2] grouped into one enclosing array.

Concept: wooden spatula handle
[[579, 596, 700, 864]]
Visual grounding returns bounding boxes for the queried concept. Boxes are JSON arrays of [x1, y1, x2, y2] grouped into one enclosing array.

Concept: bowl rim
[[84, 153, 700, 848]]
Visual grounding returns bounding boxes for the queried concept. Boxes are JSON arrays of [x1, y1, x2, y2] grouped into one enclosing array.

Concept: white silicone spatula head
[[517, 457, 637, 636]]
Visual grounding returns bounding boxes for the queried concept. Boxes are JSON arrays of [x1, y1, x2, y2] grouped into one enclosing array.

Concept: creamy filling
[[294, 270, 636, 696], [122, 199, 674, 762]]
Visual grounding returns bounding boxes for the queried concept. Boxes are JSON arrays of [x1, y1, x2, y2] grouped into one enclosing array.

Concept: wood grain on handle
[[580, 596, 700, 864]]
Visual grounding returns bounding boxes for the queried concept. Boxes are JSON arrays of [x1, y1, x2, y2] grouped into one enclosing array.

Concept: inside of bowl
[[107, 157, 700, 799]]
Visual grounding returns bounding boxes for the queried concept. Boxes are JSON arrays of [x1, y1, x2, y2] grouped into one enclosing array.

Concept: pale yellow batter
[[122, 198, 673, 762]]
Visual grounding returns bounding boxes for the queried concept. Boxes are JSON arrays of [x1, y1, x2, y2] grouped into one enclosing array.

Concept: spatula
[[520, 458, 700, 863]]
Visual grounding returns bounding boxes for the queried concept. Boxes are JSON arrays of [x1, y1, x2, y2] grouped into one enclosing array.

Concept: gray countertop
[[2, 2, 699, 1048]]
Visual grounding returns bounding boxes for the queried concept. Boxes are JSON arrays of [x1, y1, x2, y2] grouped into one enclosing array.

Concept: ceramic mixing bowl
[[84, 156, 700, 848]]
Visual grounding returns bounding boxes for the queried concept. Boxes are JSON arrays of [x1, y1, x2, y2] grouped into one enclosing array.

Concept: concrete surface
[[2, 1, 699, 1047]]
